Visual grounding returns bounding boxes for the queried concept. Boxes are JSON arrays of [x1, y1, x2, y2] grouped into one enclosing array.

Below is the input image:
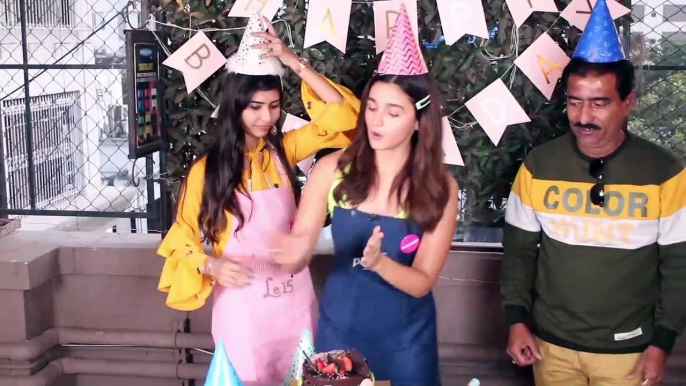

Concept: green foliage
[[630, 41, 686, 162], [151, 0, 591, 228]]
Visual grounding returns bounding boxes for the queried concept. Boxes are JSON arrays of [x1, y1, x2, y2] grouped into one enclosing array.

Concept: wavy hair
[[179, 73, 299, 246], [333, 74, 449, 232]]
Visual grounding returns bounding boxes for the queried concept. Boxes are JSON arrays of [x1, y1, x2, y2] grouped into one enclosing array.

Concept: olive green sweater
[[500, 132, 686, 354]]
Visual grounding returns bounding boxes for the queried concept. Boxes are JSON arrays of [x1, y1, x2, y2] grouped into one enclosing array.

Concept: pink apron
[[212, 152, 319, 386]]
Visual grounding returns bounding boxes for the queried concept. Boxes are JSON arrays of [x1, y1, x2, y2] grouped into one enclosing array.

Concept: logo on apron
[[254, 261, 296, 298], [264, 276, 294, 298], [352, 258, 372, 271]]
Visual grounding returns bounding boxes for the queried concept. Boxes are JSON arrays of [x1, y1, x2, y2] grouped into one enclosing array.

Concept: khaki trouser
[[533, 337, 643, 386]]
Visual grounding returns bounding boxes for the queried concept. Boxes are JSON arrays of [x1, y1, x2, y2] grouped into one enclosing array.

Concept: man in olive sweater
[[500, 1, 686, 385]]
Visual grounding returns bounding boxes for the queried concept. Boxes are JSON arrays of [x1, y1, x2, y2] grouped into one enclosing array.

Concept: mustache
[[573, 122, 601, 131]]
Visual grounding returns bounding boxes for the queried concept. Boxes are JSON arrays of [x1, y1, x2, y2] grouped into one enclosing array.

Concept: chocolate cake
[[302, 349, 374, 386]]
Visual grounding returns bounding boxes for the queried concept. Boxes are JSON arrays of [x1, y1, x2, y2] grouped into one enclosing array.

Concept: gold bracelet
[[295, 56, 310, 74]]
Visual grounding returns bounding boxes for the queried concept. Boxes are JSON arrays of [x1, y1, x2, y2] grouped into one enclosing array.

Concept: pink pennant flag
[[505, 0, 559, 27], [514, 33, 570, 100], [437, 0, 489, 45], [560, 0, 630, 31], [162, 31, 226, 93], [442, 117, 464, 166], [282, 114, 315, 174], [465, 79, 531, 146], [373, 0, 419, 54], [227, 0, 283, 21], [303, 0, 352, 53]]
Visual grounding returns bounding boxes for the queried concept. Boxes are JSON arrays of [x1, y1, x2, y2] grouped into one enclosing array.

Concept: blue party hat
[[572, 0, 625, 62], [205, 341, 243, 386]]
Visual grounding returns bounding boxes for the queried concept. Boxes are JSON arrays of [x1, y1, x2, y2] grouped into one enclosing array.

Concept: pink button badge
[[400, 234, 420, 254]]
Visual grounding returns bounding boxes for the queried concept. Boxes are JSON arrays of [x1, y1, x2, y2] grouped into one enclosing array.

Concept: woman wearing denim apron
[[156, 14, 360, 386], [271, 7, 458, 386]]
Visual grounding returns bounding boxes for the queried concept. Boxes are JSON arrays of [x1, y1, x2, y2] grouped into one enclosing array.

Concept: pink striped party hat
[[377, 4, 428, 76]]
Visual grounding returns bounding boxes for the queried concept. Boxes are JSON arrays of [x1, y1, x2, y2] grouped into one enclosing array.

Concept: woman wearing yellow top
[[156, 14, 360, 386]]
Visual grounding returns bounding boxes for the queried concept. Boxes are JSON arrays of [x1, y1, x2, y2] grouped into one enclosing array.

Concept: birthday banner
[[162, 31, 226, 93], [465, 79, 531, 146], [514, 33, 570, 100], [442, 117, 465, 166], [560, 0, 630, 30], [505, 0, 559, 27], [303, 0, 352, 53], [163, 0, 626, 169], [282, 114, 316, 173], [436, 0, 489, 46], [228, 0, 283, 21]]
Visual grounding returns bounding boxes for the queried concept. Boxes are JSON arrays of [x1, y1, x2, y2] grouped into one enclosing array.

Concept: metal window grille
[[1, 92, 81, 211], [1, 0, 76, 28], [628, 1, 686, 162]]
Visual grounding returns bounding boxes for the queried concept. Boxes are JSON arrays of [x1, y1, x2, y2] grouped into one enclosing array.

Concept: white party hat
[[226, 12, 286, 77], [282, 329, 316, 386]]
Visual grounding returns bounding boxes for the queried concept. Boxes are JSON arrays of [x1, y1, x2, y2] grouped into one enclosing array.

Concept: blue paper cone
[[283, 330, 316, 386], [572, 0, 626, 62], [205, 341, 243, 386]]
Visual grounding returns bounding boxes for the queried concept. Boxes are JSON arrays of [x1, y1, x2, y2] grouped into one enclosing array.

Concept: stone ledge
[[0, 231, 337, 290], [0, 231, 683, 386]]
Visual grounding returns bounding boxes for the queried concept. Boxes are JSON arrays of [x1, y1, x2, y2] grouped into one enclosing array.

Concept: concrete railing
[[0, 231, 684, 386]]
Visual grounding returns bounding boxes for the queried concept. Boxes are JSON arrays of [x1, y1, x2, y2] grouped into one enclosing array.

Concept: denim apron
[[315, 205, 441, 386]]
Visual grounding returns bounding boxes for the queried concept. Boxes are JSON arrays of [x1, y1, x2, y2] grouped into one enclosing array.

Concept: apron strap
[[269, 150, 288, 177]]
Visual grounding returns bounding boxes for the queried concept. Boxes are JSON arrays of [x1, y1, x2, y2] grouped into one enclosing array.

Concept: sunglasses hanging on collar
[[589, 158, 605, 207]]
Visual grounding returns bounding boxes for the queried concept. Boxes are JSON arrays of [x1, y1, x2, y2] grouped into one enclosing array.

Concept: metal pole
[[0, 125, 7, 218], [140, 0, 150, 27], [18, 0, 37, 210], [145, 154, 156, 233], [158, 150, 171, 238]]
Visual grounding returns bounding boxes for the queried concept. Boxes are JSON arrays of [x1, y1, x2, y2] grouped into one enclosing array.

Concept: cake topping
[[303, 349, 370, 382]]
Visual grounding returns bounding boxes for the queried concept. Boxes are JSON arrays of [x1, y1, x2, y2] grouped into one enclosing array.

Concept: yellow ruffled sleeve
[[283, 77, 361, 166], [157, 158, 215, 311]]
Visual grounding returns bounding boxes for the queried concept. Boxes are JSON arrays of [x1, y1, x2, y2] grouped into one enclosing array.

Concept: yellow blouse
[[157, 77, 360, 311]]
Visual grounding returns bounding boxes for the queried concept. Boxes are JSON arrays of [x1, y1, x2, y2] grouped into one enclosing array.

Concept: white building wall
[[1, 0, 149, 232], [631, 0, 686, 43]]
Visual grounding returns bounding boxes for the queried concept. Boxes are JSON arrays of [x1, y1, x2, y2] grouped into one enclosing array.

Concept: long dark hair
[[333, 74, 449, 232], [182, 73, 299, 246]]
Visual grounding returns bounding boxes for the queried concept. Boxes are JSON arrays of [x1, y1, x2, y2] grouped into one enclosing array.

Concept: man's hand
[[628, 346, 667, 385], [507, 323, 542, 366]]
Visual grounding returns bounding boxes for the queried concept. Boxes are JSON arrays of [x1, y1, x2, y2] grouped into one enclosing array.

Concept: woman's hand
[[208, 257, 254, 288], [269, 231, 312, 273], [361, 226, 386, 271], [251, 16, 299, 68]]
